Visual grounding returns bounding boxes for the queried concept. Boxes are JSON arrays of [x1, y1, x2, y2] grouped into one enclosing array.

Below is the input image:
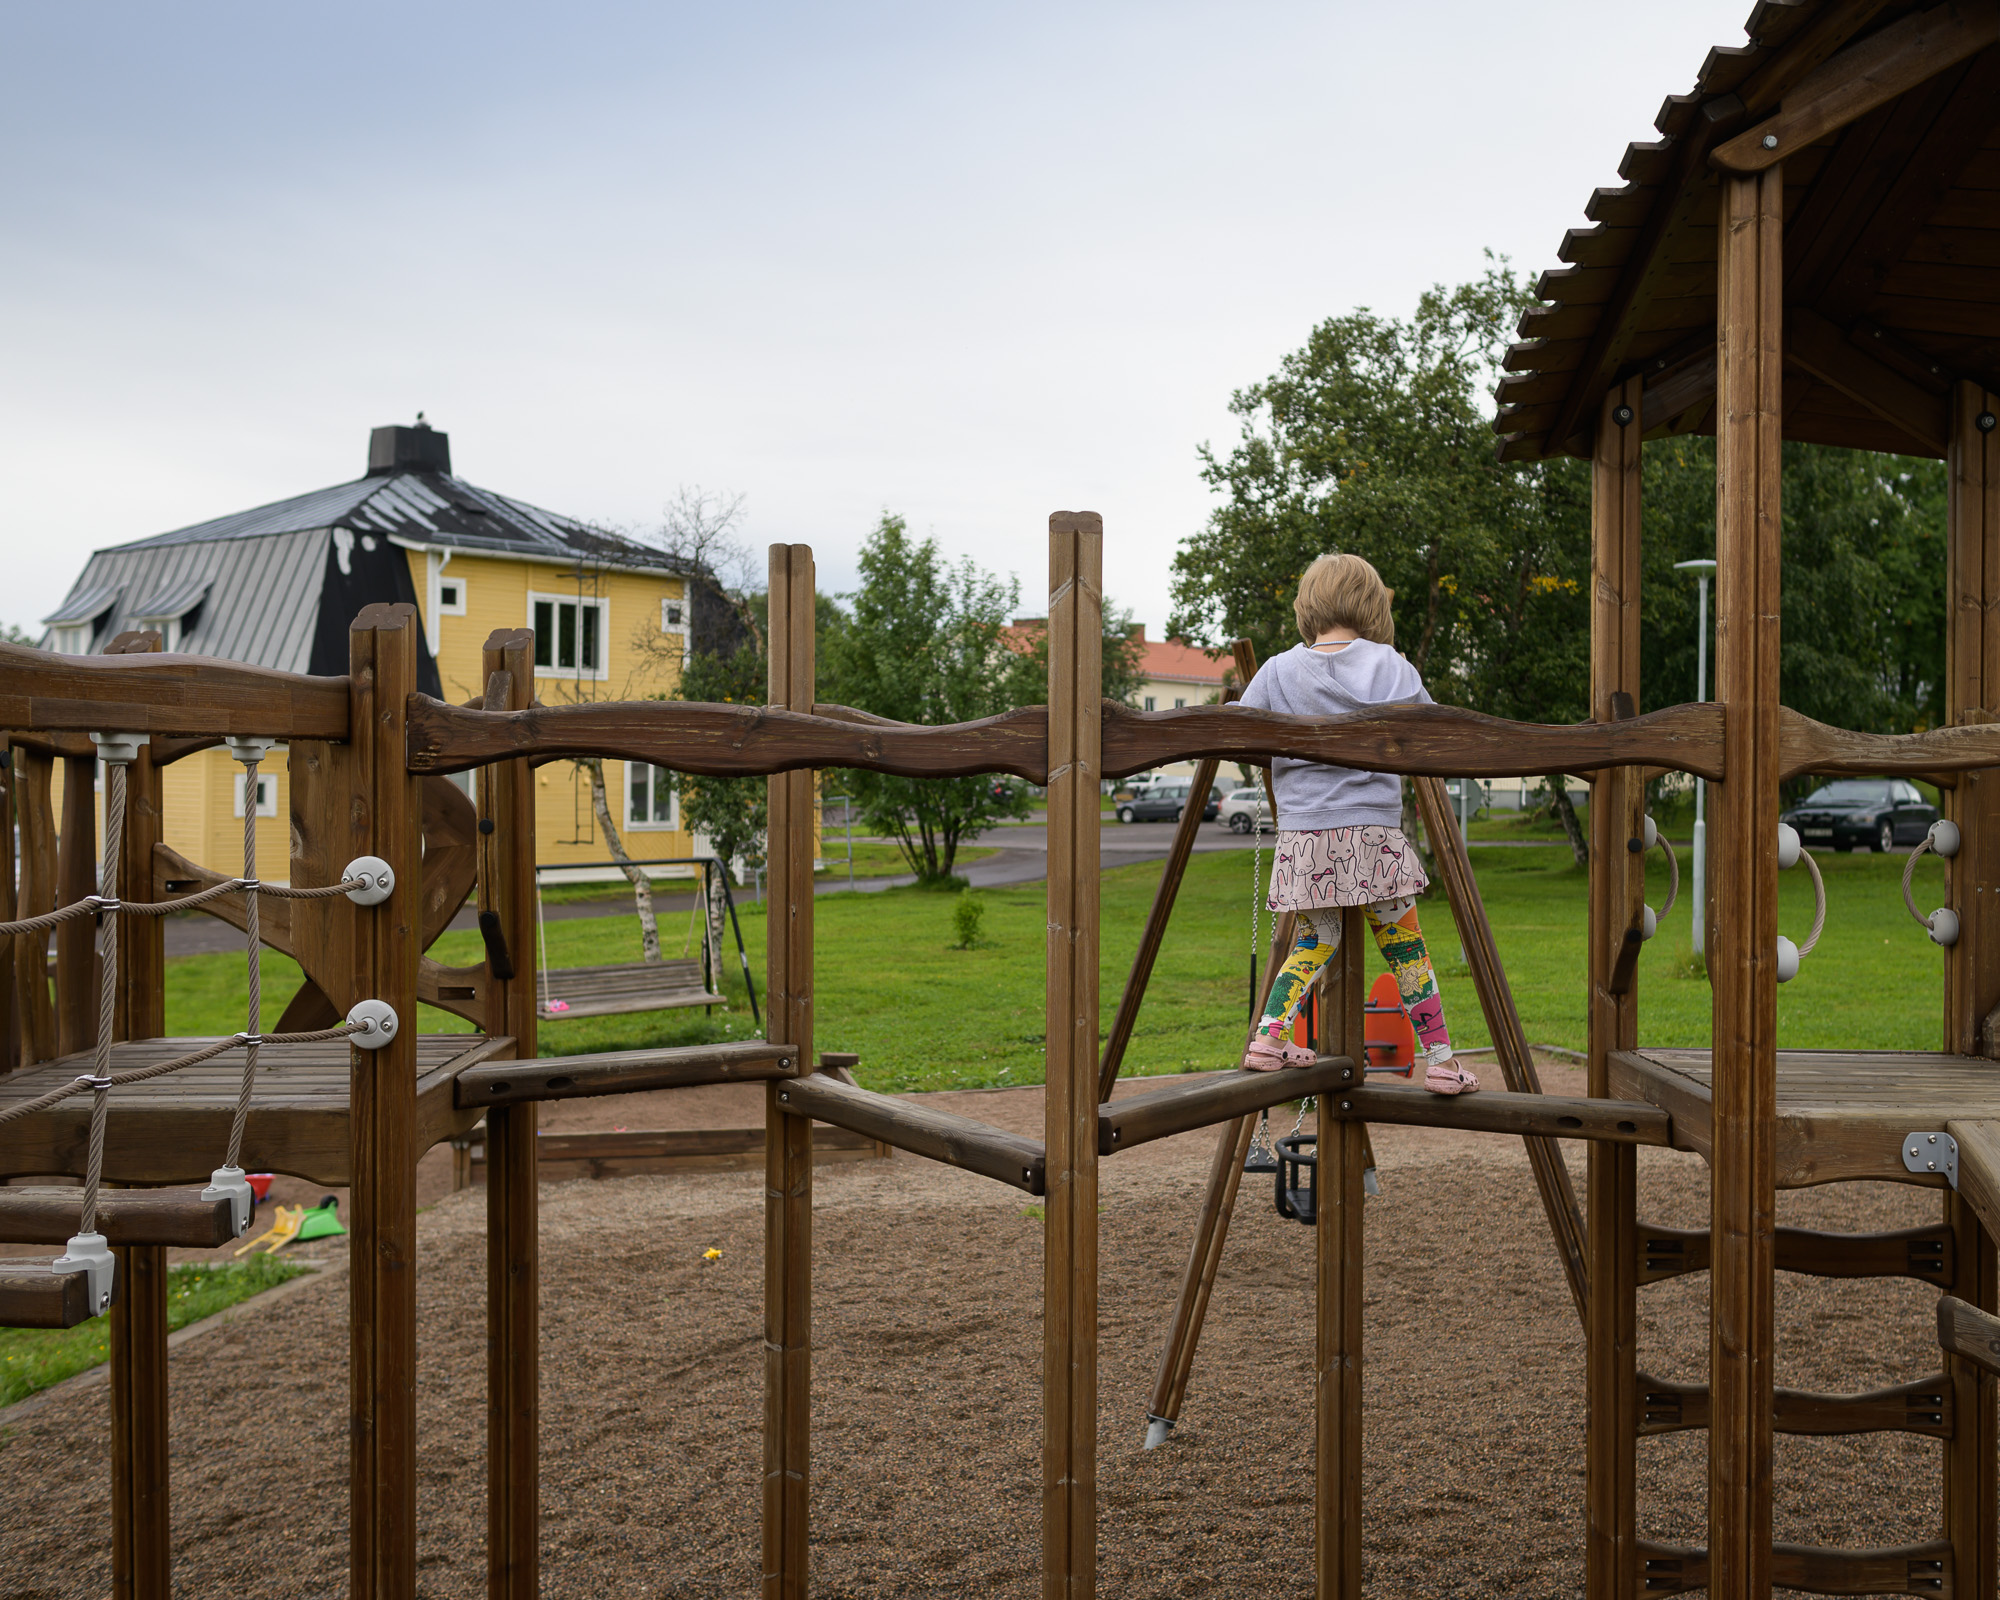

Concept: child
[[1236, 552, 1477, 1096]]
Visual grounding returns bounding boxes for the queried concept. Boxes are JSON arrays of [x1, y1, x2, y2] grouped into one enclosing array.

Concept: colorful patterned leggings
[[1257, 899, 1452, 1060]]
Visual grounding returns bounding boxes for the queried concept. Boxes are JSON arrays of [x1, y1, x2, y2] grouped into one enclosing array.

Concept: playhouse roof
[[1495, 0, 2000, 463]]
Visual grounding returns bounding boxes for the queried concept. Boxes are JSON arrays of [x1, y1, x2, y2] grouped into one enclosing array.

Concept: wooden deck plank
[[1610, 1048, 2000, 1187]]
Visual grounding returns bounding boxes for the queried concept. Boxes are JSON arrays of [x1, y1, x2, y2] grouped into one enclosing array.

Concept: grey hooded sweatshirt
[[1237, 640, 1431, 831]]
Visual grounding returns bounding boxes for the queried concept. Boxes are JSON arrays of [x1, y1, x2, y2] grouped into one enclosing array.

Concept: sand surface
[[0, 1061, 1958, 1597]]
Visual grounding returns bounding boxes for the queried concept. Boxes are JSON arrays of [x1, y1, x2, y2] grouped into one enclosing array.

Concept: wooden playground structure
[[7, 6, 2000, 1597]]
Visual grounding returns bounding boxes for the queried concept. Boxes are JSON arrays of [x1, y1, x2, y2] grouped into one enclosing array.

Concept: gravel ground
[[0, 1065, 1958, 1598]]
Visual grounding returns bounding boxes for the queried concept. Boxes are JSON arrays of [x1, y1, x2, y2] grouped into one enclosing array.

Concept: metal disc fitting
[[344, 856, 396, 905], [347, 999, 400, 1049]]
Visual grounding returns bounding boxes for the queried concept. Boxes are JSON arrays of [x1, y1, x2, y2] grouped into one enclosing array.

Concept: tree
[[821, 515, 1039, 884]]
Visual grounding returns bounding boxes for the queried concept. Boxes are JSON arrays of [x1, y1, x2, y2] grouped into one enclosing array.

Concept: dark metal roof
[[128, 574, 212, 621], [41, 581, 122, 627], [1494, 0, 2000, 462]]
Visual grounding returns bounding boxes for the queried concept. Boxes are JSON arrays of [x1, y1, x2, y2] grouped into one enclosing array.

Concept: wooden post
[[109, 1242, 169, 1600], [0, 739, 17, 1075], [55, 749, 96, 1058], [480, 628, 540, 1600], [108, 632, 170, 1600], [1044, 513, 1102, 1600], [1709, 166, 1784, 1600], [13, 746, 56, 1064], [763, 545, 816, 1600], [347, 603, 424, 1600], [1317, 904, 1366, 1600], [1586, 375, 1644, 1600], [1943, 381, 2000, 1594]]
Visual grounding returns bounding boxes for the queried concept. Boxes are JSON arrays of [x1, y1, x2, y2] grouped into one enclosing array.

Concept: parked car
[[1781, 778, 1937, 853], [1217, 786, 1273, 834], [1116, 783, 1221, 823]]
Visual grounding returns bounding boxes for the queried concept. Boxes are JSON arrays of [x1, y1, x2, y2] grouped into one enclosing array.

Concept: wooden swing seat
[[536, 959, 723, 1019]]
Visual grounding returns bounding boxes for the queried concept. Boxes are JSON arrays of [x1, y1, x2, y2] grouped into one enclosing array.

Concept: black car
[[1781, 778, 1937, 853], [1116, 783, 1221, 823]]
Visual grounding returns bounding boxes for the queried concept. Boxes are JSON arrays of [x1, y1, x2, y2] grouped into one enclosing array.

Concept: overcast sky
[[0, 1, 1751, 641]]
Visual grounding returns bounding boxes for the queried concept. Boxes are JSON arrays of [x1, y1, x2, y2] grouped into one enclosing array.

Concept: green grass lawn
[[158, 843, 1952, 1093], [0, 1256, 308, 1410]]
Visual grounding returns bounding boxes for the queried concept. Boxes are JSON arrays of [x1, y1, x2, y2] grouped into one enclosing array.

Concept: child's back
[[1239, 639, 1429, 831]]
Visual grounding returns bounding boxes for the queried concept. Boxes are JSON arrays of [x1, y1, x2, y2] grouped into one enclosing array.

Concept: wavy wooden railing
[[406, 695, 1728, 783], [1780, 708, 2000, 780], [0, 642, 349, 739]]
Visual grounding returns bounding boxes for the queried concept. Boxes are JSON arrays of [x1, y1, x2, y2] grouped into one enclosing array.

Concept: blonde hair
[[1295, 552, 1394, 645]]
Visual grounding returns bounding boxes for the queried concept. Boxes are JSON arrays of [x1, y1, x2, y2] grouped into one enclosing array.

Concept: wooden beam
[[12, 747, 55, 1064], [1317, 906, 1366, 1600], [1043, 512, 1102, 1600], [1939, 1292, 2000, 1376], [1413, 773, 1588, 1323], [458, 1040, 800, 1108], [1780, 705, 2000, 778], [347, 603, 424, 1600], [0, 1260, 92, 1328], [0, 641, 349, 739], [1636, 1370, 1951, 1437], [1786, 306, 1950, 453], [1098, 1058, 1357, 1156], [763, 545, 816, 1600], [109, 633, 165, 1049], [1634, 1539, 1952, 1595], [54, 749, 95, 1059], [1709, 164, 1785, 1600], [776, 1075, 1045, 1193], [479, 628, 539, 1600], [1944, 1189, 1997, 1596], [1635, 1221, 1953, 1286], [1097, 752, 1223, 1102], [1329, 1084, 1670, 1145], [1712, 1, 2000, 172], [0, 740, 15, 1075], [0, 1186, 236, 1247], [110, 1241, 170, 1600]]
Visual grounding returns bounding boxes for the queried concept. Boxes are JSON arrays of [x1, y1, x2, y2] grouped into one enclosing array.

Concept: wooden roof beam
[[1714, 2, 2000, 173], [1786, 306, 1951, 453]]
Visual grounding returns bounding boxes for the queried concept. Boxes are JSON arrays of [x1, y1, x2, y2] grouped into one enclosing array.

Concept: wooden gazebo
[[1497, 3, 2000, 1594]]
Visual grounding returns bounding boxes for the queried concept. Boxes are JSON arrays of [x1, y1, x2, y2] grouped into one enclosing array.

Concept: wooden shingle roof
[[1495, 0, 2000, 463]]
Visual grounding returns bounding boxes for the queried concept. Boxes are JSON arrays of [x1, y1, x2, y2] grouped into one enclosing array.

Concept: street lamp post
[[1674, 558, 1717, 956]]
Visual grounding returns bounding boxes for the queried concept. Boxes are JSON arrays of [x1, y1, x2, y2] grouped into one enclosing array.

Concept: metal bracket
[[201, 1164, 255, 1236], [51, 1231, 117, 1315], [1903, 1130, 1959, 1188]]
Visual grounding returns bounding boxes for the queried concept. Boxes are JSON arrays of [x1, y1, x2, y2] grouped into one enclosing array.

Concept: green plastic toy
[[295, 1196, 345, 1243]]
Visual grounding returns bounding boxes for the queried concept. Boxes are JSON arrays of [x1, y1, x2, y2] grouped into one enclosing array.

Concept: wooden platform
[[0, 1035, 510, 1186], [1608, 1049, 2000, 1189]]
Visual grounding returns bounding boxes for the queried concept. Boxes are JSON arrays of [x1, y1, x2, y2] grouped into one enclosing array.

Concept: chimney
[[367, 418, 451, 477]]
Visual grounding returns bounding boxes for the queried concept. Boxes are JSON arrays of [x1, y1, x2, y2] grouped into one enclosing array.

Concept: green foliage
[[820, 514, 1038, 882], [950, 889, 985, 949], [0, 1257, 307, 1408]]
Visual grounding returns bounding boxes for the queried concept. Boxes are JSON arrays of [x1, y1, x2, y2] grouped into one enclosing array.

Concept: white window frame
[[135, 616, 182, 652], [624, 760, 678, 831], [528, 591, 610, 681], [1173, 696, 1186, 709], [234, 771, 278, 818], [1142, 694, 1156, 712], [437, 578, 467, 616], [50, 625, 88, 655]]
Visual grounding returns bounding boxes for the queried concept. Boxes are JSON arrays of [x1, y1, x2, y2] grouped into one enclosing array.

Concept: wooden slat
[[0, 1259, 92, 1329], [1939, 1292, 2000, 1376], [1708, 164, 1784, 1600], [55, 750, 96, 1059], [346, 603, 423, 1600], [762, 544, 816, 1600], [1414, 772, 1588, 1322], [13, 747, 55, 1064], [1636, 1371, 1950, 1437], [0, 641, 349, 739], [1101, 699, 1723, 782], [1786, 305, 1951, 452], [1043, 512, 1101, 1600], [0, 1185, 236, 1247], [1780, 704, 2000, 778], [1331, 1083, 1670, 1144], [1317, 908, 1366, 1600], [1713, 1, 2000, 172], [479, 629, 538, 1600], [0, 739, 14, 1075], [409, 695, 1049, 783], [113, 634, 166, 1053], [1097, 1059, 1356, 1157], [1636, 1221, 1953, 1286], [776, 1075, 1044, 1193], [1634, 1538, 1952, 1595], [457, 1040, 800, 1107]]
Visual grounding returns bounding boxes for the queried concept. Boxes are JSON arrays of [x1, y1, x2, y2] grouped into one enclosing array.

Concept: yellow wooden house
[[39, 422, 711, 882]]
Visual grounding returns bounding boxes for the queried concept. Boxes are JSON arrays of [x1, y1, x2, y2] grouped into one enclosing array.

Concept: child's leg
[[1364, 896, 1477, 1093], [1243, 907, 1340, 1068]]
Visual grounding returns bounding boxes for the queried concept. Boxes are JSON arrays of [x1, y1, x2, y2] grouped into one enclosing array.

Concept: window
[[529, 592, 608, 678], [1143, 695, 1156, 711], [662, 600, 684, 628], [1173, 697, 1186, 709], [135, 616, 181, 652], [50, 625, 88, 655], [234, 772, 277, 818], [626, 761, 677, 829], [438, 579, 466, 616]]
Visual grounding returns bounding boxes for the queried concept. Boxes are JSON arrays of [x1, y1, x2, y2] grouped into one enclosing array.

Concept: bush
[[950, 890, 985, 950]]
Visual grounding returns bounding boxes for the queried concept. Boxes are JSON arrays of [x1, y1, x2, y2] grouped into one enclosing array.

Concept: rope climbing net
[[0, 734, 400, 1314]]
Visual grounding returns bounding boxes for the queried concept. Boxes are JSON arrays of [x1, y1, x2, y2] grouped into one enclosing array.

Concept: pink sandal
[[1423, 1059, 1480, 1096], [1242, 1031, 1317, 1072]]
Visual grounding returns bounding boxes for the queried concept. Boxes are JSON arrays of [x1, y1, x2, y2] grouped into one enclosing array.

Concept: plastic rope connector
[[88, 732, 149, 766], [343, 856, 396, 906], [201, 1165, 256, 1236], [51, 1231, 116, 1316], [346, 999, 399, 1049]]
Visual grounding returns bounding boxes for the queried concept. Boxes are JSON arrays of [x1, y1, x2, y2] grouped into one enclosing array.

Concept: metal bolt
[[1340, 1100, 1353, 1112], [1613, 404, 1634, 426], [1761, 133, 1778, 149], [1627, 837, 1643, 854], [1980, 413, 1998, 434], [779, 1090, 789, 1102]]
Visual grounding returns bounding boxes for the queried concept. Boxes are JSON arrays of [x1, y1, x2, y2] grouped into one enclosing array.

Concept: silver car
[[1217, 786, 1273, 834]]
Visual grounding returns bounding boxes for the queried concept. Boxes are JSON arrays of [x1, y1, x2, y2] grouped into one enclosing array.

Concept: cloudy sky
[[0, 1, 1750, 639]]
